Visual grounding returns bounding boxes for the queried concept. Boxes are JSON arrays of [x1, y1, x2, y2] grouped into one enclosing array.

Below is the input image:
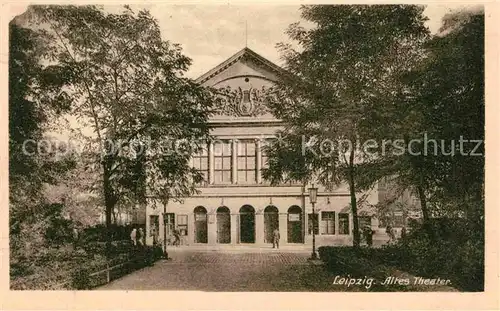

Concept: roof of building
[[195, 47, 284, 85]]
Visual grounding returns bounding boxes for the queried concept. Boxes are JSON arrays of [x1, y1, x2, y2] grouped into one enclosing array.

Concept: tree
[[27, 5, 217, 253], [404, 10, 484, 225], [9, 21, 75, 238], [365, 9, 484, 233], [263, 5, 429, 247]]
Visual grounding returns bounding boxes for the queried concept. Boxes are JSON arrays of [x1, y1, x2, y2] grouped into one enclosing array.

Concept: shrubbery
[[69, 244, 164, 289], [11, 237, 163, 290], [318, 246, 394, 291], [71, 266, 92, 290], [81, 224, 145, 243], [318, 219, 484, 292], [394, 220, 484, 291]]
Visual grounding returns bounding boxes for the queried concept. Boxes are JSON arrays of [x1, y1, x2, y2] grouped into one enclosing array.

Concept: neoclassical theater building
[[145, 47, 389, 248]]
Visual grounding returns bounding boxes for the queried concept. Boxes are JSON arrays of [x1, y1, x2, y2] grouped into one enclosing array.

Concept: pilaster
[[256, 139, 262, 184], [209, 141, 214, 184], [232, 139, 238, 184], [207, 212, 217, 245], [255, 211, 264, 245], [279, 213, 288, 244], [230, 213, 238, 244]]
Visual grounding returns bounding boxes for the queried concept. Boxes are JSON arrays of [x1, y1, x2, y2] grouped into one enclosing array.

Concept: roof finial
[[245, 20, 248, 47]]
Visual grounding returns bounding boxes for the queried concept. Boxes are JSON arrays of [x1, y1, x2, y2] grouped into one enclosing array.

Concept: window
[[308, 213, 319, 235], [378, 216, 389, 228], [191, 144, 208, 185], [237, 140, 256, 184], [149, 215, 159, 237], [260, 139, 296, 185], [214, 140, 232, 184], [394, 212, 405, 227], [339, 213, 349, 235], [177, 214, 188, 236], [164, 213, 175, 236], [378, 211, 406, 228], [358, 216, 372, 229], [261, 139, 270, 184], [321, 211, 335, 235]]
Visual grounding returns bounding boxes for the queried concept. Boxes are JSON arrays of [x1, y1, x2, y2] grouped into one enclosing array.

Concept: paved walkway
[[99, 250, 333, 291], [98, 249, 457, 292]]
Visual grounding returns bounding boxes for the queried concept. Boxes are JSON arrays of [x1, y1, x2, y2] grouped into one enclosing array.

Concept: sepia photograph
[[7, 3, 488, 296]]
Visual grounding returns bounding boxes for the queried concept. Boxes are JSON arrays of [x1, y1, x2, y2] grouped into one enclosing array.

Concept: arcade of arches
[[195, 204, 304, 245], [155, 204, 309, 245]]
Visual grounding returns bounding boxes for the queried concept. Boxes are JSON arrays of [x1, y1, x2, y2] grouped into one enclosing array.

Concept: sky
[[8, 3, 481, 79], [125, 4, 479, 78]]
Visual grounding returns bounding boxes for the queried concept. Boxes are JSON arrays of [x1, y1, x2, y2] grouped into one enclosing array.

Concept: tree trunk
[[102, 155, 117, 260], [348, 147, 360, 248], [416, 184, 433, 239], [416, 185, 429, 223]]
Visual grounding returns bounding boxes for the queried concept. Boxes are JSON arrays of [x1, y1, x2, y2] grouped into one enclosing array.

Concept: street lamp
[[308, 184, 318, 260], [162, 202, 171, 260]]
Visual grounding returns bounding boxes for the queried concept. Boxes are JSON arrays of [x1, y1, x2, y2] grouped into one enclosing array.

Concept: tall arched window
[[194, 206, 208, 243], [287, 205, 303, 243], [264, 205, 279, 243]]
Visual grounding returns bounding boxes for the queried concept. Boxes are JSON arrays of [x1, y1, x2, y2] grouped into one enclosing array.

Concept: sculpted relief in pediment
[[215, 86, 273, 117]]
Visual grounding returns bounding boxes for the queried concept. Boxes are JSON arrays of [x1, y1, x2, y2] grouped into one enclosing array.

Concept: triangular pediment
[[196, 47, 283, 87], [196, 47, 284, 122]]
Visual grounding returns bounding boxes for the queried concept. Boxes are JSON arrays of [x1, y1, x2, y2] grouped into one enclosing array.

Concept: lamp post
[[162, 202, 170, 260], [308, 184, 318, 260]]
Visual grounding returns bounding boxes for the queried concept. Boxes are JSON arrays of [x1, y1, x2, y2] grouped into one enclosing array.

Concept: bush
[[374, 220, 484, 291], [71, 266, 92, 290], [81, 224, 145, 243], [152, 245, 164, 260], [397, 232, 484, 291], [319, 224, 484, 292], [318, 246, 384, 279], [318, 246, 397, 291]]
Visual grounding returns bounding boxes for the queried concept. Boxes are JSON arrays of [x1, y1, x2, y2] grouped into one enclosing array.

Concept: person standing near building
[[72, 227, 80, 250], [272, 228, 280, 249], [386, 224, 395, 243], [137, 228, 144, 246], [152, 227, 158, 246], [400, 226, 407, 240], [173, 228, 181, 246], [130, 228, 137, 246], [363, 225, 374, 247]]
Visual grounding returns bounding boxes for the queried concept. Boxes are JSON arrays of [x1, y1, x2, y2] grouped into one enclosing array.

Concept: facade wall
[[145, 48, 385, 248], [145, 192, 378, 247]]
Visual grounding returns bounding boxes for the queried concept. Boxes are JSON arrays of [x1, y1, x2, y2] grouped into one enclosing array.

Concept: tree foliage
[[9, 20, 77, 242], [24, 5, 218, 250], [371, 9, 484, 227], [264, 5, 429, 247]]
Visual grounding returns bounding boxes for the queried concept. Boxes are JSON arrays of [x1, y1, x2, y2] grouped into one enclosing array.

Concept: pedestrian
[[138, 228, 144, 246], [130, 228, 137, 246], [152, 227, 158, 246], [386, 225, 395, 243], [272, 228, 280, 249], [363, 225, 373, 247], [401, 226, 407, 239], [173, 228, 181, 246], [72, 227, 79, 249]]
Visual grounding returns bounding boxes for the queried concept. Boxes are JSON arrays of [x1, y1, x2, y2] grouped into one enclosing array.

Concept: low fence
[[52, 246, 163, 290]]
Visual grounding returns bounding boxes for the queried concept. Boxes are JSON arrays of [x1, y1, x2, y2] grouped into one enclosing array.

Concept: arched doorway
[[287, 205, 303, 243], [239, 205, 255, 243], [264, 205, 279, 243], [194, 206, 208, 243], [217, 206, 231, 244]]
